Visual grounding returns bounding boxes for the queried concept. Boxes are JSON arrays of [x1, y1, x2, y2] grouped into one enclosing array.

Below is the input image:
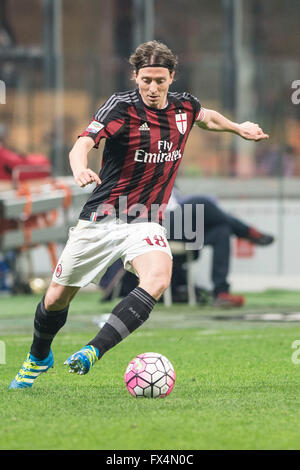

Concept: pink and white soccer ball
[[124, 352, 176, 398]]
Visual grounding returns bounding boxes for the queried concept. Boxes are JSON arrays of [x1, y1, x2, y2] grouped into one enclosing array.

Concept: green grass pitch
[[1, 290, 300, 450]]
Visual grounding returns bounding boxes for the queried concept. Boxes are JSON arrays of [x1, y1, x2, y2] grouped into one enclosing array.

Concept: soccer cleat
[[246, 228, 274, 246], [214, 292, 245, 308], [9, 350, 54, 389], [64, 345, 99, 375]]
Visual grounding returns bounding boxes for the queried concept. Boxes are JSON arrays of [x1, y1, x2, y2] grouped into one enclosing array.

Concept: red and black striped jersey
[[79, 88, 201, 223]]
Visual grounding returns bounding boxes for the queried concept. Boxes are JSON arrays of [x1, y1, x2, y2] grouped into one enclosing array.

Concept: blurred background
[[0, 0, 300, 295]]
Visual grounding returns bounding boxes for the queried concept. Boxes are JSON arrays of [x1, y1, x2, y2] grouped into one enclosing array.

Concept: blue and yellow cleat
[[64, 345, 99, 375], [9, 350, 54, 389]]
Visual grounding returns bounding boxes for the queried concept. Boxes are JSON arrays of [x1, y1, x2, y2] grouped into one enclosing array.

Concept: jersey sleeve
[[187, 94, 201, 124], [195, 107, 206, 122], [79, 94, 126, 148]]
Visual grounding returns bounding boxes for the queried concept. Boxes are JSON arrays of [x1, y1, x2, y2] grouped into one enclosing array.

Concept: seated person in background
[[0, 123, 51, 181], [166, 188, 274, 307]]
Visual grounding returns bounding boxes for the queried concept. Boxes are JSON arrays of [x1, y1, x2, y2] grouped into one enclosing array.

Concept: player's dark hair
[[129, 40, 178, 74]]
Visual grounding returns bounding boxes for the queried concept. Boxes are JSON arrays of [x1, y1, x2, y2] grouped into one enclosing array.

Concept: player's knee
[[153, 276, 170, 297], [44, 294, 68, 311], [140, 272, 171, 299], [44, 282, 80, 311], [44, 286, 72, 311]]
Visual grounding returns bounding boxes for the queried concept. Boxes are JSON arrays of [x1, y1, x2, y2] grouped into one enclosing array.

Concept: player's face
[[134, 67, 175, 109]]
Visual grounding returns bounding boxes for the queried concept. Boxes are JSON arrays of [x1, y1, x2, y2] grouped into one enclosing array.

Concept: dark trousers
[[168, 196, 250, 296]]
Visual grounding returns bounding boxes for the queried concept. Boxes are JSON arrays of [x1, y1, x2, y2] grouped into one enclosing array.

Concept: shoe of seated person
[[246, 228, 274, 246], [214, 292, 245, 308]]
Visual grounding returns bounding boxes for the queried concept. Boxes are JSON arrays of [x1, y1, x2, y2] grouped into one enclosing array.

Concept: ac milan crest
[[55, 263, 62, 278], [175, 112, 187, 134]]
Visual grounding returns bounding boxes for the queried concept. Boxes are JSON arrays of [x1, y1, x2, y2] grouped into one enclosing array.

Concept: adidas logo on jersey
[[139, 122, 150, 131]]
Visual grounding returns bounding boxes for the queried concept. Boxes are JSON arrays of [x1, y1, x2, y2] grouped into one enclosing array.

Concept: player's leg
[[65, 251, 172, 374], [29, 282, 80, 359], [89, 251, 171, 354], [130, 250, 172, 300], [9, 282, 79, 389]]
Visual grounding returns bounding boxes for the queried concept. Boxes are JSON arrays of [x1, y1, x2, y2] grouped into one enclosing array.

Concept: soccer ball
[[124, 352, 176, 398]]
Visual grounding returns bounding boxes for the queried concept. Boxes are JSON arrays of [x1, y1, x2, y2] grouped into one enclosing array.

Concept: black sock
[[30, 297, 69, 360], [88, 287, 156, 358]]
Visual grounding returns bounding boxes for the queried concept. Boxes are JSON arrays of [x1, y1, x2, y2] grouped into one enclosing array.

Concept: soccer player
[[9, 41, 269, 388]]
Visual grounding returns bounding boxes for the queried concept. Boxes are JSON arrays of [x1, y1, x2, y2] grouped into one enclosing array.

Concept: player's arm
[[196, 108, 269, 141], [69, 136, 101, 188]]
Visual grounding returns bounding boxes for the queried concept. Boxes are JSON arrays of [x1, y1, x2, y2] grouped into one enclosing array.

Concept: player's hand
[[238, 122, 269, 141], [73, 168, 101, 187]]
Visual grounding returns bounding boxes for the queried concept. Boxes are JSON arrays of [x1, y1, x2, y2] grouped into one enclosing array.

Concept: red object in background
[[234, 238, 255, 258], [0, 147, 51, 181]]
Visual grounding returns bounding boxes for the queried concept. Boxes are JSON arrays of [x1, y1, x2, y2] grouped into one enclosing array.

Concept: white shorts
[[52, 218, 172, 287]]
